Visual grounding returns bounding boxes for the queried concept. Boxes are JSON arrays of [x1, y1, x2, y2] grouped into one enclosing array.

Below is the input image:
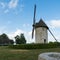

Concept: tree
[[15, 35, 20, 44], [0, 33, 10, 45], [0, 33, 14, 45], [15, 33, 26, 44], [9, 39, 14, 44], [20, 33, 26, 44]]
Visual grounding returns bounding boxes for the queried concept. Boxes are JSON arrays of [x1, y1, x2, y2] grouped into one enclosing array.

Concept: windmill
[[32, 4, 58, 43]]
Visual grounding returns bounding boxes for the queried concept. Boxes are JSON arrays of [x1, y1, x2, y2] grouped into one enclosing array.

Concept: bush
[[9, 43, 60, 49]]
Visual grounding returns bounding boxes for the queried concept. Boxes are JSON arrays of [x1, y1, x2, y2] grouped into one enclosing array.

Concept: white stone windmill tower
[[32, 4, 58, 43]]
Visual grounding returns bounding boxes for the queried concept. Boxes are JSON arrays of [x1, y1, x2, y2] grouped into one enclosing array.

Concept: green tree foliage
[[9, 39, 14, 44], [15, 33, 26, 44], [0, 33, 9, 45], [0, 33, 14, 45]]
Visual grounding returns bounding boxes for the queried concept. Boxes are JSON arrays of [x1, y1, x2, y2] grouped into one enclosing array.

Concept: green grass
[[0, 46, 60, 60]]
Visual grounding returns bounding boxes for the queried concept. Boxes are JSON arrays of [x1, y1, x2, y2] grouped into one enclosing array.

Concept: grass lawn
[[0, 46, 60, 60]]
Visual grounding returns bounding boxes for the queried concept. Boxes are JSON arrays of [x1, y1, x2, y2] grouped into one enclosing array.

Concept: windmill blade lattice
[[48, 29, 58, 42], [32, 4, 36, 39]]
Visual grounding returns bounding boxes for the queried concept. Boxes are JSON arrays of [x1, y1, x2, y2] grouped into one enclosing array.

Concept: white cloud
[[46, 20, 60, 28], [0, 24, 60, 43], [8, 0, 19, 9], [8, 29, 34, 43], [14, 29, 24, 35], [23, 24, 30, 27], [46, 20, 60, 42], [0, 0, 24, 14], [50, 20, 60, 28], [48, 31, 60, 42], [8, 29, 24, 39]]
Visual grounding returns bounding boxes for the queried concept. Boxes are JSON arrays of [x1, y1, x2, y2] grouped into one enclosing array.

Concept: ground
[[0, 46, 60, 60]]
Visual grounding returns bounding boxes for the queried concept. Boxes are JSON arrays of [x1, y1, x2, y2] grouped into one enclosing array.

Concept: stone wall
[[38, 52, 60, 60], [35, 27, 48, 43]]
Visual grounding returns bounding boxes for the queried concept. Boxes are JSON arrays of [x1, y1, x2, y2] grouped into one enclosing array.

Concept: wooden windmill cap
[[34, 18, 49, 29]]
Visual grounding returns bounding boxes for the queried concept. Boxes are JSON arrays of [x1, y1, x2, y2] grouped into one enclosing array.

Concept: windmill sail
[[32, 27, 34, 38], [33, 4, 36, 25], [48, 29, 58, 42], [32, 4, 36, 39]]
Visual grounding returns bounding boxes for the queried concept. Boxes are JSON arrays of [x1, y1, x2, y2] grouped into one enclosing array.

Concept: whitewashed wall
[[35, 27, 48, 43]]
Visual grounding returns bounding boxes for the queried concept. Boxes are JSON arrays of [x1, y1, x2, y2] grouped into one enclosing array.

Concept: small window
[[44, 39, 46, 43]]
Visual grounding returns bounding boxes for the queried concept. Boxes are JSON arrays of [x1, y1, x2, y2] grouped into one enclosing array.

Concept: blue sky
[[0, 0, 60, 43]]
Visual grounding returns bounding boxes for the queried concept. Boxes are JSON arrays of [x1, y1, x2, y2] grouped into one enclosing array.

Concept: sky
[[0, 0, 60, 43]]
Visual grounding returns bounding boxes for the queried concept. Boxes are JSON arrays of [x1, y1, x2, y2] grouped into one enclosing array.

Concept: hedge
[[9, 43, 60, 49]]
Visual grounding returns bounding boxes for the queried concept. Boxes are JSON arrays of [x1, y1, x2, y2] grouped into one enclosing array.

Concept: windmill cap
[[34, 18, 49, 29]]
